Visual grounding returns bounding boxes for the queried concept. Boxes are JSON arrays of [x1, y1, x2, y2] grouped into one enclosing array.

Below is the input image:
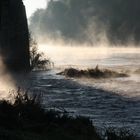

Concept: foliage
[[30, 0, 140, 45], [29, 35, 52, 70], [0, 89, 136, 140], [58, 66, 129, 78], [0, 89, 100, 140]]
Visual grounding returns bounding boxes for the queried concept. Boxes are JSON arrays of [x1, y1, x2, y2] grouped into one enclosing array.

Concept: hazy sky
[[23, 0, 47, 18]]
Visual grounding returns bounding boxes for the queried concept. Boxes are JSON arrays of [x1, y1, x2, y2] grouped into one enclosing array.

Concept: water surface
[[26, 46, 140, 135]]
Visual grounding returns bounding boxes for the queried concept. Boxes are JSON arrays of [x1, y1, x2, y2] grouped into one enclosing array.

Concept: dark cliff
[[0, 0, 30, 72]]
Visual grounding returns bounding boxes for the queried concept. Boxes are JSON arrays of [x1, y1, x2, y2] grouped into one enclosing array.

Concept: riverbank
[[7, 70, 140, 137], [0, 89, 136, 140]]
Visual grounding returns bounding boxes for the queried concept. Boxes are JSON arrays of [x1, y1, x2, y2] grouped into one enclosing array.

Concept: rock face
[[0, 0, 30, 71]]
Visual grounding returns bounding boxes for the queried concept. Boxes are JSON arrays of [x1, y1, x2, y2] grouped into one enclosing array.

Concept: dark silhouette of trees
[[30, 0, 140, 45]]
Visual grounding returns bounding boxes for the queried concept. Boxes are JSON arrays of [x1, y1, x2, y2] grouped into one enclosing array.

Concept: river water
[[20, 46, 140, 135]]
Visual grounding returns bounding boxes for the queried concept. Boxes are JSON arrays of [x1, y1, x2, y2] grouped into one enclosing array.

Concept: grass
[[0, 89, 136, 140], [58, 65, 129, 78]]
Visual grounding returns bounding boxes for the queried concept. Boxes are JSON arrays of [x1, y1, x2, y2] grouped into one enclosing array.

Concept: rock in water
[[0, 0, 30, 72]]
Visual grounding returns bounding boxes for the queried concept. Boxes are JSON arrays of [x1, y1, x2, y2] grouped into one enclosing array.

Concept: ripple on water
[[27, 71, 140, 136]]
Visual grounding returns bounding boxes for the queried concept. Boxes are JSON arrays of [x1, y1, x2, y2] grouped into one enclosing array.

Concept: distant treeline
[[30, 0, 140, 45]]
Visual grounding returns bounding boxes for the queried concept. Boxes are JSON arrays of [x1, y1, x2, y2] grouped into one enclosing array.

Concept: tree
[[29, 35, 52, 70]]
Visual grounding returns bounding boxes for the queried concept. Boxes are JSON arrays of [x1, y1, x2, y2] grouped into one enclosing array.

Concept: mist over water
[[1, 0, 140, 137], [39, 44, 140, 98], [39, 44, 140, 67], [19, 43, 138, 135], [24, 0, 140, 136], [30, 0, 140, 46]]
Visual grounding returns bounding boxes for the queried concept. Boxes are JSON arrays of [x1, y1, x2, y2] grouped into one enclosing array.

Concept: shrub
[[29, 34, 53, 70], [58, 65, 129, 78], [0, 89, 136, 140]]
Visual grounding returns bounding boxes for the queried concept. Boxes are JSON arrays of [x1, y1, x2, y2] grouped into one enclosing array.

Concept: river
[[16, 45, 140, 135]]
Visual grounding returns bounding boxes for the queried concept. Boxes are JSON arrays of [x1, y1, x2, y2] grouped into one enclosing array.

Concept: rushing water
[[25, 46, 140, 135]]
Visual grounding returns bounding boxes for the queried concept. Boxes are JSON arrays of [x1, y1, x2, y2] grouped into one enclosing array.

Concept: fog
[[0, 58, 16, 99], [39, 44, 140, 68], [30, 0, 140, 45]]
